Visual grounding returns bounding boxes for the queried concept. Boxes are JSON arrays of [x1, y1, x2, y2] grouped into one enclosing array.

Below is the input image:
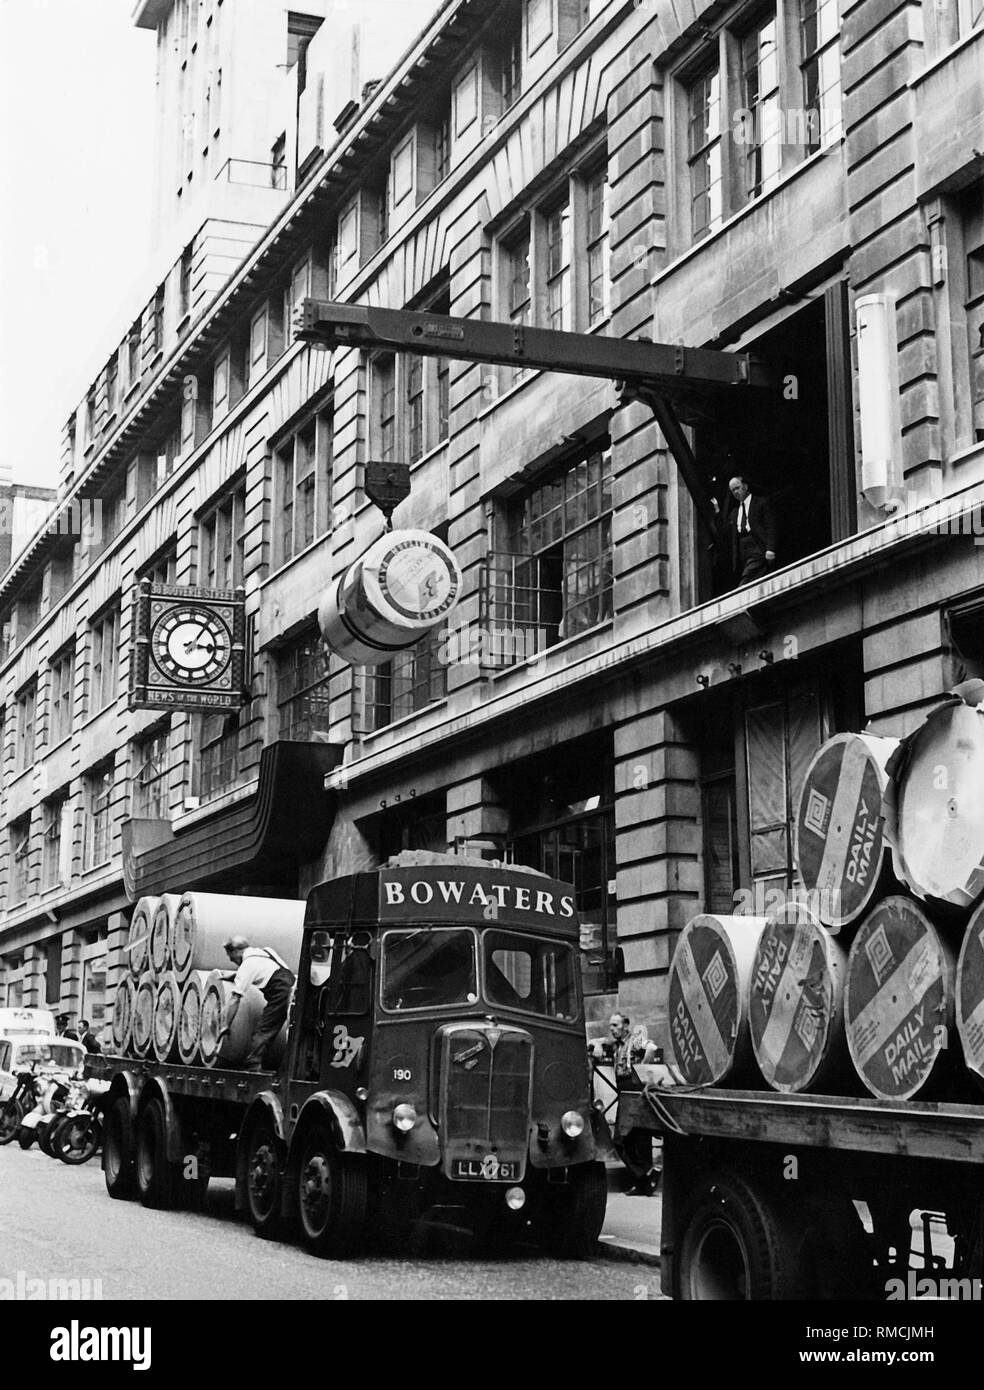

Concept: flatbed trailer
[[615, 1078, 984, 1300]]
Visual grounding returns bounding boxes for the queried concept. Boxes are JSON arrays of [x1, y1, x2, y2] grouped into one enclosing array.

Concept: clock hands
[[183, 622, 216, 656]]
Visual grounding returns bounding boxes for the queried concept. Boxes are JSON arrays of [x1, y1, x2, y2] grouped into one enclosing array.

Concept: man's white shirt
[[231, 947, 290, 997]]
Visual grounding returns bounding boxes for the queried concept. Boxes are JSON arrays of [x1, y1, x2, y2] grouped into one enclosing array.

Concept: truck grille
[[439, 1024, 532, 1180]]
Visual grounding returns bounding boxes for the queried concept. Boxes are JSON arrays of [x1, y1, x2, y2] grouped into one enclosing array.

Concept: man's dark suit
[[729, 493, 777, 584]]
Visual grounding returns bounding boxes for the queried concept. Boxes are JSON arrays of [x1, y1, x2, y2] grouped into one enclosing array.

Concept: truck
[[89, 860, 611, 1258], [615, 1080, 984, 1300]]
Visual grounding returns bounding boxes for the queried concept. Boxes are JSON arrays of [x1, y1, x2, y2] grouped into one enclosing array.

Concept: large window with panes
[[676, 1, 842, 247], [199, 484, 246, 589], [41, 794, 71, 890], [274, 405, 332, 567], [360, 629, 449, 733], [369, 282, 451, 465], [276, 629, 331, 741], [483, 437, 614, 665], [133, 725, 171, 820], [9, 815, 31, 903], [15, 679, 38, 768], [48, 644, 75, 745], [496, 158, 610, 348], [944, 179, 984, 448], [83, 763, 114, 870], [89, 605, 120, 714]]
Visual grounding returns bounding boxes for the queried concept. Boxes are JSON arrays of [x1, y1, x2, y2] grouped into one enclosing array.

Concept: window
[[213, 349, 231, 419], [42, 795, 71, 889], [15, 680, 37, 769], [133, 725, 171, 819], [504, 220, 532, 327], [152, 285, 166, 354], [741, 13, 781, 200], [381, 930, 478, 1011], [286, 254, 313, 343], [495, 5, 523, 112], [17, 578, 41, 634], [333, 201, 360, 291], [687, 66, 723, 241], [106, 354, 119, 418], [361, 628, 448, 733], [483, 931, 579, 1020], [49, 645, 75, 745], [89, 606, 120, 714], [49, 544, 75, 604], [45, 936, 62, 1006], [801, 0, 842, 150], [200, 710, 242, 798], [373, 354, 398, 463], [84, 389, 97, 446], [140, 544, 178, 588], [83, 763, 115, 869], [9, 815, 31, 903], [200, 485, 246, 589], [179, 244, 193, 319], [744, 690, 825, 898], [271, 133, 287, 189], [154, 415, 183, 486], [277, 630, 331, 741], [586, 166, 611, 326], [127, 319, 142, 388], [484, 440, 614, 663], [434, 112, 451, 184], [950, 180, 984, 444], [274, 407, 332, 565], [545, 197, 573, 331]]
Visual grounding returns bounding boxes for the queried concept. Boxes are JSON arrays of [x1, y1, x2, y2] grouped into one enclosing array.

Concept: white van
[[0, 1036, 86, 1103], [0, 1008, 57, 1042]]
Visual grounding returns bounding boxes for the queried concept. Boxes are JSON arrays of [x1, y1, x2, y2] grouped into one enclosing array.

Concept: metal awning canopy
[[295, 300, 779, 533]]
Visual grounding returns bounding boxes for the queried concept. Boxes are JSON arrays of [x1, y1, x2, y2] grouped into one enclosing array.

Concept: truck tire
[[538, 1162, 608, 1259], [136, 1100, 181, 1210], [296, 1122, 367, 1258], [245, 1124, 286, 1240], [677, 1172, 805, 1300], [0, 1100, 24, 1146], [103, 1097, 136, 1199]]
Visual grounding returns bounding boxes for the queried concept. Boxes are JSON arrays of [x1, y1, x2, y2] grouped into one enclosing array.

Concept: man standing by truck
[[219, 936, 296, 1072]]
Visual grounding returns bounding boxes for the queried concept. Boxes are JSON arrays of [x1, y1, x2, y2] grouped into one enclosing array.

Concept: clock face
[[150, 605, 233, 685]]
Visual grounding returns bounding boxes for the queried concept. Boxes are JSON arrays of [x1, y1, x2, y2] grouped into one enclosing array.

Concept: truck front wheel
[[103, 1098, 135, 1199], [246, 1125, 286, 1240], [677, 1172, 804, 1300], [537, 1162, 608, 1259], [296, 1122, 367, 1258]]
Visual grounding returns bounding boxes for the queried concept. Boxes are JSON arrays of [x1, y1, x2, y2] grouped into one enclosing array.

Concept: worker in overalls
[[220, 935, 296, 1072]]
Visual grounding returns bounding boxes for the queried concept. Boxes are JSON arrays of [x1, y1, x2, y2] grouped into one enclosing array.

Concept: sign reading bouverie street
[[377, 865, 576, 929]]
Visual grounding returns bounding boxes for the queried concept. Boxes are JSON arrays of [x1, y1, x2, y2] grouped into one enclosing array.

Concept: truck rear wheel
[[538, 1162, 608, 1259], [136, 1100, 181, 1210], [103, 1097, 135, 1199], [677, 1172, 804, 1300], [296, 1122, 367, 1258], [246, 1125, 286, 1239]]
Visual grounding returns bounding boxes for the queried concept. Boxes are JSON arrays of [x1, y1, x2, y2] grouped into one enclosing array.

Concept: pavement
[[597, 1163, 662, 1267]]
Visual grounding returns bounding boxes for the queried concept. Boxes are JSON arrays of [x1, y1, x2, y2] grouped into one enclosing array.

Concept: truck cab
[[256, 859, 609, 1255]]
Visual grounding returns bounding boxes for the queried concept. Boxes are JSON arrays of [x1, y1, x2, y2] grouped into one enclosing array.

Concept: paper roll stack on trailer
[[666, 914, 768, 1085], [126, 897, 159, 979], [176, 970, 212, 1065], [748, 902, 851, 1093], [795, 733, 899, 930], [172, 891, 305, 984], [956, 899, 984, 1092], [844, 895, 959, 1100], [110, 975, 135, 1055], [130, 975, 157, 1060]]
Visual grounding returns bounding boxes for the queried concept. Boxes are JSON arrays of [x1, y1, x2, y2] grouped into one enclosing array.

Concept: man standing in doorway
[[716, 475, 777, 585], [219, 936, 296, 1072]]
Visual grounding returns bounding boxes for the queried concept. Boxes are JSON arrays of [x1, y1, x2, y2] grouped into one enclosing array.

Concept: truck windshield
[[482, 931, 580, 1022], [380, 929, 478, 1011]]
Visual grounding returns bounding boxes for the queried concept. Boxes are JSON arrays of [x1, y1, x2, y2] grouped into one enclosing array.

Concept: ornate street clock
[[129, 581, 247, 713]]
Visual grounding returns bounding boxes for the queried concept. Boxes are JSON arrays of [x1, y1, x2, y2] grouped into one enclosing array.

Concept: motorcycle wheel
[[54, 1113, 103, 1166], [37, 1118, 58, 1157], [17, 1126, 37, 1150], [0, 1101, 24, 1146]]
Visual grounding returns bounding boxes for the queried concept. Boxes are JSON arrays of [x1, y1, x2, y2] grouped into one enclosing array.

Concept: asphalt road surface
[[0, 1146, 663, 1301]]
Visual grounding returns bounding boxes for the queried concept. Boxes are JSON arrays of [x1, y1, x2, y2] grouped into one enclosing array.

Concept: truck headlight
[[561, 1110, 585, 1138], [392, 1103, 417, 1133]]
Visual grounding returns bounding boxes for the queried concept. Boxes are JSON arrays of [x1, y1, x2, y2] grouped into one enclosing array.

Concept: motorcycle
[[49, 1079, 109, 1165], [17, 1071, 77, 1151], [0, 1071, 40, 1146]]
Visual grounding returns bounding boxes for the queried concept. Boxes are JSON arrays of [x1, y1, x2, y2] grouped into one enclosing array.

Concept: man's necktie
[[740, 501, 749, 534]]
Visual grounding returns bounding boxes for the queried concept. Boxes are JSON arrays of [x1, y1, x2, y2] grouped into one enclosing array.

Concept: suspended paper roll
[[667, 914, 769, 1086], [131, 975, 157, 1059], [110, 976, 135, 1055], [885, 698, 984, 910], [319, 528, 462, 666], [152, 973, 182, 1063], [845, 896, 958, 1100], [794, 734, 899, 929], [177, 970, 211, 1065], [956, 900, 984, 1092], [149, 894, 181, 976], [172, 892, 305, 985], [749, 904, 850, 1093], [127, 898, 159, 979]]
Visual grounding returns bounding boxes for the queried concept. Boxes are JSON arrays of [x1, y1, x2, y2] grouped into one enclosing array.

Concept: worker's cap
[[223, 935, 251, 952]]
